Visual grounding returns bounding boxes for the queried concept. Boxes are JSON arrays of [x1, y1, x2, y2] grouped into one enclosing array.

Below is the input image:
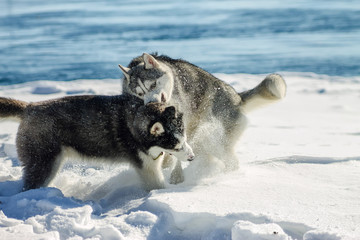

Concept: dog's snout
[[170, 140, 195, 162], [187, 154, 194, 161]]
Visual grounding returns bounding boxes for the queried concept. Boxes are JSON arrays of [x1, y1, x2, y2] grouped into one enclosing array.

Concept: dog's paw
[[169, 168, 184, 184]]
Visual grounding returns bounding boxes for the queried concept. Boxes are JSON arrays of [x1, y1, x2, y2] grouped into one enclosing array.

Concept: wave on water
[[0, 0, 360, 84]]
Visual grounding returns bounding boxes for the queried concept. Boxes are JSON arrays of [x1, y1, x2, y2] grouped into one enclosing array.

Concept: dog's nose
[[187, 154, 195, 161]]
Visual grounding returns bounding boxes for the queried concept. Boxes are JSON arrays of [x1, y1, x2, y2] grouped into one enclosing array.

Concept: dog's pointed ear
[[143, 53, 159, 69], [118, 64, 130, 81], [150, 122, 165, 136]]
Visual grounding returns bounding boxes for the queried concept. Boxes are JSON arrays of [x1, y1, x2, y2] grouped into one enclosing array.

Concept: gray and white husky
[[0, 94, 194, 191], [119, 53, 286, 173]]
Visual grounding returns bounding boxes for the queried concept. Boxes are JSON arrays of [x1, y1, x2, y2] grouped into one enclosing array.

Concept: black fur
[[1, 94, 185, 190]]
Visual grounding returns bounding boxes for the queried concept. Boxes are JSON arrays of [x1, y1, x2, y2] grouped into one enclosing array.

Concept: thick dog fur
[[119, 53, 286, 171], [0, 94, 194, 191]]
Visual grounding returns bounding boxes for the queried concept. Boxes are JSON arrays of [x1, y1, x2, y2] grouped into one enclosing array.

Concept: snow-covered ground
[[0, 73, 359, 240]]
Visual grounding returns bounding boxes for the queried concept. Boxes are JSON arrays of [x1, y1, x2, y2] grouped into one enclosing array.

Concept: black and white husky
[[119, 53, 286, 172], [0, 94, 194, 191]]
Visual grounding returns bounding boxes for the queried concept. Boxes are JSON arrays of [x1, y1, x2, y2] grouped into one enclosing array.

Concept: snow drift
[[0, 73, 359, 239]]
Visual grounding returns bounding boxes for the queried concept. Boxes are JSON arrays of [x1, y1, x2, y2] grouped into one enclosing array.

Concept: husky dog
[[118, 53, 286, 172], [0, 94, 194, 191]]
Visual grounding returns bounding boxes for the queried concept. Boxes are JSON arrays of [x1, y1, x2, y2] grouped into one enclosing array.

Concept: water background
[[1, 0, 359, 84]]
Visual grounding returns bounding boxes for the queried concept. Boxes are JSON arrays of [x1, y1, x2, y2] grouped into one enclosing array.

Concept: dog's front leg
[[169, 156, 184, 184], [137, 151, 166, 191], [162, 153, 184, 184]]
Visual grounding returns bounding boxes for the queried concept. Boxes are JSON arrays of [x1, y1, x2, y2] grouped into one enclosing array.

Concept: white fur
[[137, 79, 147, 93], [0, 116, 22, 122], [172, 141, 194, 161], [144, 81, 154, 90], [138, 147, 166, 190], [240, 96, 275, 114], [268, 75, 287, 99], [118, 65, 130, 80], [144, 63, 174, 104], [166, 134, 195, 162], [174, 133, 185, 150], [240, 75, 287, 114], [136, 138, 194, 190], [143, 53, 159, 69], [135, 86, 145, 96]]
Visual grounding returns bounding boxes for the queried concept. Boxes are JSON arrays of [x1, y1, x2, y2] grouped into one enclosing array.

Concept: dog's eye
[[138, 93, 144, 97], [150, 83, 156, 90]]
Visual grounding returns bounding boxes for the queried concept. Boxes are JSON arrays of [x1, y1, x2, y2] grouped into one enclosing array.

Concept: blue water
[[1, 0, 360, 84]]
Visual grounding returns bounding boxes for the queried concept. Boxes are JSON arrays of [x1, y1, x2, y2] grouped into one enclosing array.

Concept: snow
[[1, 73, 359, 240], [232, 221, 289, 240]]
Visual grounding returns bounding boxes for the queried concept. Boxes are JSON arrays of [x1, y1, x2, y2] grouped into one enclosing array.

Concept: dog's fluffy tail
[[239, 74, 286, 113], [0, 97, 28, 121]]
